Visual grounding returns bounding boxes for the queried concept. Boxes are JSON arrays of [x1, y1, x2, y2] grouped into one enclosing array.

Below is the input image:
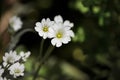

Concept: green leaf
[[98, 16, 104, 26], [96, 53, 111, 66], [76, 1, 89, 13], [104, 12, 111, 18], [73, 27, 85, 43], [92, 6, 100, 14]]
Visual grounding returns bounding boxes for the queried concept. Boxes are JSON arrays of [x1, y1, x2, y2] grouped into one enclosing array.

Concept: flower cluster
[[9, 16, 23, 31], [0, 51, 31, 79], [35, 15, 74, 47], [0, 76, 9, 80]]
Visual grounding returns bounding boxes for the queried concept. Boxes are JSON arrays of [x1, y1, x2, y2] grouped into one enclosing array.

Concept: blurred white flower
[[51, 15, 74, 47], [3, 51, 21, 67], [0, 66, 4, 76], [35, 18, 54, 39], [9, 62, 24, 78], [20, 51, 31, 61], [0, 77, 10, 80], [9, 16, 23, 31]]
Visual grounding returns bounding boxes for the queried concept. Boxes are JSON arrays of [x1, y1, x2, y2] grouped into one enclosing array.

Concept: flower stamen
[[56, 32, 63, 38], [14, 69, 21, 73], [43, 26, 48, 32]]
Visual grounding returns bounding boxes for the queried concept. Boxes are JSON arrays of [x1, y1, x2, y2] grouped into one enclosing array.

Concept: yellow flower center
[[43, 26, 48, 32], [56, 32, 63, 38], [14, 69, 21, 73]]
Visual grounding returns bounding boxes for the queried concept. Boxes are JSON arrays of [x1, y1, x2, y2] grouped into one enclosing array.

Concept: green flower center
[[43, 26, 48, 32], [56, 32, 63, 38]]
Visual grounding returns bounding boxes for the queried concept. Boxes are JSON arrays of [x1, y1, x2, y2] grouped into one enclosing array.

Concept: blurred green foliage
[[73, 27, 85, 42]]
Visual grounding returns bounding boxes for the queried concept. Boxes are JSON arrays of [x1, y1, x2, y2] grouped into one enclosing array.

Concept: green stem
[[33, 45, 55, 80], [38, 39, 45, 60], [42, 45, 55, 62], [32, 39, 44, 79]]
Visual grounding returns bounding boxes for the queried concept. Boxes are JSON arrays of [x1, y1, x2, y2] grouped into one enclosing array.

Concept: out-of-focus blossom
[[3, 51, 20, 67], [0, 77, 10, 80], [9, 16, 23, 31], [0, 66, 4, 76], [9, 62, 24, 78], [20, 51, 31, 61]]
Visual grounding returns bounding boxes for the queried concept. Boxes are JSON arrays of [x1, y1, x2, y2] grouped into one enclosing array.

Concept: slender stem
[[42, 45, 55, 62], [33, 45, 55, 80], [38, 39, 45, 60], [32, 39, 44, 79]]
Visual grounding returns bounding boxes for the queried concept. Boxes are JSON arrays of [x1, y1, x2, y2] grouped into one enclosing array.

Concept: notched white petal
[[54, 15, 63, 23], [62, 37, 70, 44], [46, 18, 50, 22], [41, 18, 46, 24], [64, 20, 74, 27], [56, 42, 62, 47], [35, 22, 41, 27], [51, 39, 56, 46]]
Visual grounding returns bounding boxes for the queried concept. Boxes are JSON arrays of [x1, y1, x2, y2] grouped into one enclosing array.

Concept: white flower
[[0, 66, 4, 76], [0, 77, 10, 80], [9, 16, 23, 31], [20, 51, 31, 61], [35, 18, 54, 39], [3, 51, 21, 67], [51, 15, 74, 47], [9, 62, 24, 78]]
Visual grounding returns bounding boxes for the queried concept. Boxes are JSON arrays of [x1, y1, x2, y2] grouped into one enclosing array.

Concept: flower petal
[[41, 18, 46, 23], [56, 41, 62, 47], [38, 31, 44, 36], [54, 15, 63, 23], [43, 33, 48, 39], [35, 22, 41, 27], [64, 20, 74, 27], [66, 30, 75, 37], [62, 37, 71, 44], [51, 38, 57, 46]]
